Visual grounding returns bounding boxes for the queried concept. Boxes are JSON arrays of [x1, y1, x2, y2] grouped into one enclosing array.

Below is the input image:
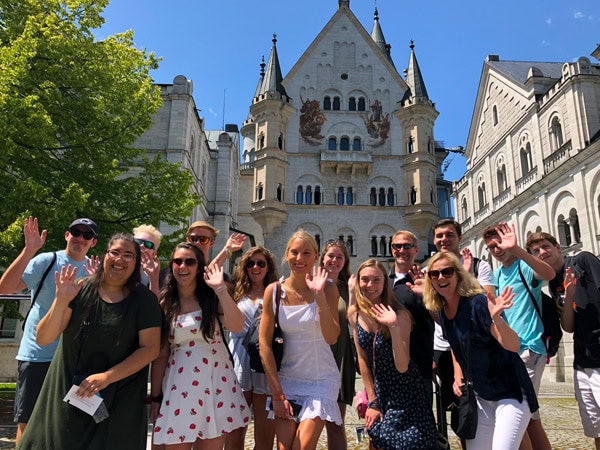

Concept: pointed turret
[[258, 34, 288, 98], [371, 7, 393, 64], [254, 56, 266, 98], [404, 40, 430, 101]]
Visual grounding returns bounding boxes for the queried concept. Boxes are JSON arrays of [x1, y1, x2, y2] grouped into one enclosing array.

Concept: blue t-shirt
[[17, 250, 89, 362], [496, 259, 545, 355]]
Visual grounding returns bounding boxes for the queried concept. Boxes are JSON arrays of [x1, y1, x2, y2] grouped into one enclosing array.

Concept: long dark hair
[[232, 246, 278, 302], [160, 243, 219, 341]]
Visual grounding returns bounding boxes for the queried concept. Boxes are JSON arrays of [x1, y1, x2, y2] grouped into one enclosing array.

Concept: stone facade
[[453, 47, 600, 382]]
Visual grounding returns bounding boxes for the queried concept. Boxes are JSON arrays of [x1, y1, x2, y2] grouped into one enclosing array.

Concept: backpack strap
[[22, 251, 57, 331], [517, 263, 542, 320]]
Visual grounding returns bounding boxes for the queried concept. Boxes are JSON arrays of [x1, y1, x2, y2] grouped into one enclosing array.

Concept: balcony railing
[[493, 187, 512, 209], [474, 204, 490, 223], [544, 140, 572, 175], [516, 166, 538, 194]]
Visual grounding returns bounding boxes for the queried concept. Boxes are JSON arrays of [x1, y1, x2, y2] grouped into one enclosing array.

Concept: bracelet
[[274, 393, 286, 401], [491, 316, 503, 324], [317, 305, 330, 313], [214, 285, 227, 293], [367, 400, 380, 410], [225, 247, 232, 257], [144, 393, 163, 404]]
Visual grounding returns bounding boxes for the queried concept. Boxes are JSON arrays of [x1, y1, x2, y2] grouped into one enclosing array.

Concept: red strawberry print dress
[[153, 310, 251, 444]]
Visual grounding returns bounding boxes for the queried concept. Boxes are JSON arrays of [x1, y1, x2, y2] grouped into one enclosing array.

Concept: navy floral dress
[[357, 322, 437, 450]]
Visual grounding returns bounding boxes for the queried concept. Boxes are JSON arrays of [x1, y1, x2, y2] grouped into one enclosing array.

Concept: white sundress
[[153, 310, 251, 444]]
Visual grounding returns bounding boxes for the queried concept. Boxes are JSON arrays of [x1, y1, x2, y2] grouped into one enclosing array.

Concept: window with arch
[[352, 137, 361, 151], [492, 105, 498, 126], [346, 236, 354, 256], [551, 116, 564, 150], [497, 163, 507, 192], [346, 187, 353, 205], [557, 214, 570, 246], [259, 134, 265, 149], [333, 97, 340, 111], [276, 184, 283, 201], [387, 188, 395, 206], [256, 183, 263, 201], [315, 186, 321, 205], [428, 139, 433, 153], [278, 133, 284, 150], [520, 143, 533, 177], [296, 186, 304, 205], [315, 234, 321, 252], [410, 187, 417, 205], [349, 97, 356, 111], [305, 186, 312, 205], [328, 137, 337, 150], [323, 96, 331, 110], [370, 187, 377, 206], [461, 197, 468, 219], [477, 183, 487, 210], [379, 236, 388, 256], [358, 97, 366, 111], [337, 187, 344, 206], [340, 137, 350, 151], [378, 188, 386, 206], [407, 137, 414, 154], [569, 208, 581, 244]]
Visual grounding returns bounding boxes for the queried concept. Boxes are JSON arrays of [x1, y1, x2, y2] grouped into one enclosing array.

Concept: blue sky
[[99, 0, 599, 181]]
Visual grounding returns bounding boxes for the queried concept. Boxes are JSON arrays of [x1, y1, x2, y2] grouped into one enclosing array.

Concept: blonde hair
[[391, 230, 418, 245], [186, 221, 219, 239], [354, 259, 404, 338], [132, 224, 162, 246], [423, 252, 485, 312], [283, 230, 318, 264]]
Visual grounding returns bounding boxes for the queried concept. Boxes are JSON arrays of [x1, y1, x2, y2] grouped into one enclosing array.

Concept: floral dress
[[153, 310, 251, 444]]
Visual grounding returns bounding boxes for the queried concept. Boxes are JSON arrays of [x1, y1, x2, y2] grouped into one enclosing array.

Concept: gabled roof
[[487, 60, 563, 85]]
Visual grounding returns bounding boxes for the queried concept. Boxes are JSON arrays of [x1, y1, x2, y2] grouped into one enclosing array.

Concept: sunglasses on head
[[134, 238, 155, 250], [69, 228, 95, 240], [173, 258, 198, 267], [391, 243, 415, 251], [246, 260, 267, 269], [428, 267, 455, 279], [189, 235, 213, 245]]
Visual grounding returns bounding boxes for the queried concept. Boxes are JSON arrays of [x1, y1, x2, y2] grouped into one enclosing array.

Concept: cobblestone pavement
[[0, 382, 593, 449]]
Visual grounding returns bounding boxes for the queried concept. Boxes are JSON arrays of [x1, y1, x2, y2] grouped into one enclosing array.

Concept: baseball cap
[[69, 218, 98, 236]]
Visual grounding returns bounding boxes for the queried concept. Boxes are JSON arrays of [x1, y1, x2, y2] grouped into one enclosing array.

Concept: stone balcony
[[320, 150, 372, 175], [493, 187, 512, 209], [544, 140, 572, 175], [516, 166, 538, 194]]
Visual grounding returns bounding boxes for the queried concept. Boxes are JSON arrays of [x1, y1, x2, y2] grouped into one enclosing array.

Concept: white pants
[[466, 396, 531, 450], [574, 367, 600, 438]]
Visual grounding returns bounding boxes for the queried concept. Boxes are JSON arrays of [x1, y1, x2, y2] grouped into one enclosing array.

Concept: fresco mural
[[362, 99, 390, 147], [299, 97, 326, 145]]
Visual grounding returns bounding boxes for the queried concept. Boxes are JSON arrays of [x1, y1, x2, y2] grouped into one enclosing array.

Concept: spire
[[258, 34, 288, 98], [404, 40, 429, 100], [371, 7, 393, 64], [253, 56, 266, 98], [338, 0, 350, 8]]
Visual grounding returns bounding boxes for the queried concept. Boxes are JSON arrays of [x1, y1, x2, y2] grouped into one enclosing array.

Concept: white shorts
[[520, 349, 546, 420], [574, 368, 600, 438]]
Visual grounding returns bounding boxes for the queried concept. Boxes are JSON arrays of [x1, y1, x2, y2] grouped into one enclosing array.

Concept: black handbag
[[243, 282, 284, 373], [450, 302, 478, 440]]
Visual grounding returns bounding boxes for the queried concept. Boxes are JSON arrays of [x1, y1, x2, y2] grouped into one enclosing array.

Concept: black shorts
[[14, 360, 51, 423]]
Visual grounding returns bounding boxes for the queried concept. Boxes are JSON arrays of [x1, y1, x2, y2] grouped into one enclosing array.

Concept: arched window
[[492, 105, 498, 126], [323, 96, 331, 110], [371, 236, 378, 256], [379, 236, 387, 256], [387, 188, 394, 206], [305, 185, 313, 205], [370, 187, 377, 206], [358, 97, 366, 111], [315, 186, 321, 205], [259, 134, 265, 149], [340, 137, 350, 151], [520, 143, 532, 177], [315, 234, 321, 252], [410, 187, 417, 205], [347, 236, 354, 256], [349, 97, 356, 111], [333, 97, 340, 111], [407, 137, 414, 153], [278, 133, 284, 150], [352, 137, 361, 151], [428, 139, 434, 153], [569, 208, 581, 244], [256, 183, 263, 201], [551, 116, 564, 150], [497, 164, 507, 192], [557, 214, 570, 246], [337, 187, 344, 205], [477, 183, 487, 209], [346, 187, 353, 205], [378, 188, 386, 206], [461, 198, 468, 220], [276, 184, 283, 201], [296, 185, 304, 205], [328, 137, 337, 150]]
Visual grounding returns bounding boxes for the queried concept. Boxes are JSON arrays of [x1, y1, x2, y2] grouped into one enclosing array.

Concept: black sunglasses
[[246, 260, 267, 269], [173, 258, 198, 267], [391, 243, 415, 251], [69, 228, 95, 240], [428, 267, 456, 279], [135, 238, 155, 250]]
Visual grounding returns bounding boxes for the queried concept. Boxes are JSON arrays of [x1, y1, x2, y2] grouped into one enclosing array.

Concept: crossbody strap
[[464, 300, 473, 384], [22, 251, 57, 331], [517, 263, 542, 320]]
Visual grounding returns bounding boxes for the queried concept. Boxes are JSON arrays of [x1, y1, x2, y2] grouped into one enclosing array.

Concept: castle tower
[[395, 40, 440, 239]]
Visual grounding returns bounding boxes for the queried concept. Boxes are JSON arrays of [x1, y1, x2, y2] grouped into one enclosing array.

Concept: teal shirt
[[496, 259, 546, 355]]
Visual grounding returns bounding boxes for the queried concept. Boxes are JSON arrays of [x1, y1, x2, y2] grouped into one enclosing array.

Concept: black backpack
[[517, 265, 563, 358]]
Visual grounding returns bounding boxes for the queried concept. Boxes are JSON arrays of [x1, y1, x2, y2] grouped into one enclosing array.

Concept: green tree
[[0, 0, 198, 269]]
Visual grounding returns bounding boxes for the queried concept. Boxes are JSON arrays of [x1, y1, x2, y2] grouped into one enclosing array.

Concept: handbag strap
[[217, 317, 234, 365], [274, 282, 282, 329], [464, 300, 473, 385]]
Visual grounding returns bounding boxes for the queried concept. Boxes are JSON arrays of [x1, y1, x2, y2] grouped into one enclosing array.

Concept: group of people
[[0, 215, 599, 450]]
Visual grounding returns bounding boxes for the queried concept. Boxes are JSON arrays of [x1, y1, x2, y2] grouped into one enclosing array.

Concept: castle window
[[410, 187, 417, 205], [461, 197, 468, 220], [349, 97, 356, 111], [352, 137, 361, 151], [379, 237, 388, 256], [256, 183, 263, 201], [333, 97, 341, 111], [305, 185, 313, 205], [477, 183, 487, 210], [370, 187, 377, 206], [347, 236, 354, 256], [551, 116, 564, 150], [328, 137, 337, 150], [358, 97, 366, 111], [323, 96, 331, 110], [340, 137, 350, 151], [337, 187, 344, 205], [278, 133, 284, 150], [259, 134, 265, 149], [315, 186, 321, 205], [492, 105, 499, 126], [276, 183, 283, 201], [315, 234, 321, 252], [497, 164, 507, 192], [371, 236, 378, 256], [296, 185, 304, 205], [407, 137, 414, 153], [346, 187, 353, 205], [520, 143, 532, 177], [378, 188, 385, 206], [387, 188, 395, 206]]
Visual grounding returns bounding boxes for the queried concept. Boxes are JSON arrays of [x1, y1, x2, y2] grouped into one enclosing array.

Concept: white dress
[[275, 288, 342, 424], [228, 295, 270, 393], [153, 310, 251, 444]]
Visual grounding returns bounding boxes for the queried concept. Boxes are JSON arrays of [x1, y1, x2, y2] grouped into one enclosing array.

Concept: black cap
[[69, 218, 98, 236]]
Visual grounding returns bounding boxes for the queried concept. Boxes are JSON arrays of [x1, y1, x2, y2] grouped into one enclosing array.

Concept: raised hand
[[225, 233, 246, 253], [306, 266, 329, 294], [55, 265, 82, 304], [494, 222, 517, 251], [562, 267, 577, 309], [23, 216, 47, 253], [487, 286, 515, 321], [84, 255, 100, 275], [204, 264, 224, 290], [141, 251, 160, 277], [371, 303, 399, 328], [462, 247, 473, 273]]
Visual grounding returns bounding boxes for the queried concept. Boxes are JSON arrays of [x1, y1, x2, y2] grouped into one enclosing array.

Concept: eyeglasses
[[427, 267, 456, 279], [246, 260, 267, 269], [391, 243, 415, 251], [173, 258, 198, 267], [107, 249, 136, 262], [69, 228, 95, 240], [134, 238, 155, 250], [188, 235, 213, 245]]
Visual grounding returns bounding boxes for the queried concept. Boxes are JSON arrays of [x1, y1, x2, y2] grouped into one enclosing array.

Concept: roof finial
[[260, 56, 265, 77], [272, 33, 277, 45], [374, 6, 379, 21], [410, 39, 415, 50], [338, 0, 350, 8]]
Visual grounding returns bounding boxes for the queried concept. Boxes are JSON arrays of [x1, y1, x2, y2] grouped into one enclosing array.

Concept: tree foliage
[[0, 0, 198, 267]]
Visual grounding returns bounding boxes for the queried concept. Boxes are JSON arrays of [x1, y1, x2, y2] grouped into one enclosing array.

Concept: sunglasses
[[246, 260, 267, 269], [189, 235, 213, 245], [135, 238, 155, 250], [69, 228, 95, 240], [173, 258, 198, 267], [428, 267, 456, 279], [391, 243, 415, 251]]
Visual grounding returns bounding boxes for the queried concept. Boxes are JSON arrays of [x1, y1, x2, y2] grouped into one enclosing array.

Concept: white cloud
[[540, 40, 549, 47], [545, 17, 552, 25], [208, 108, 218, 117], [573, 10, 584, 19]]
